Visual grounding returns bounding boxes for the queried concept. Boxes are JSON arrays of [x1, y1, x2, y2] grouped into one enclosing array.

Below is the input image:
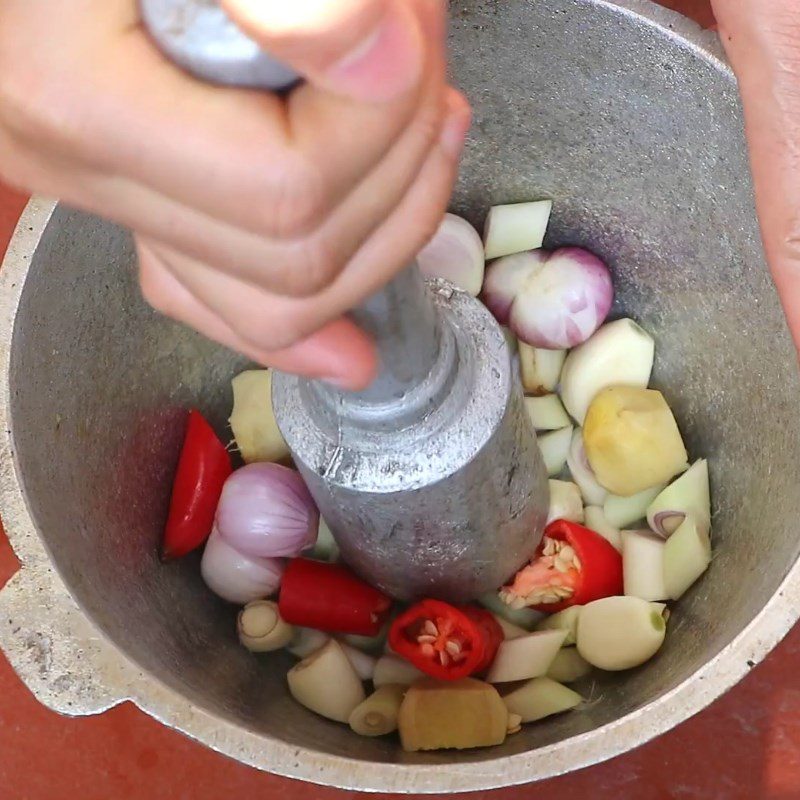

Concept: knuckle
[[229, 309, 301, 353], [278, 236, 342, 297], [262, 157, 329, 239]]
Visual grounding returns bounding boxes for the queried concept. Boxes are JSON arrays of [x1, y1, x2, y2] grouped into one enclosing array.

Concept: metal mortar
[[0, 0, 799, 792]]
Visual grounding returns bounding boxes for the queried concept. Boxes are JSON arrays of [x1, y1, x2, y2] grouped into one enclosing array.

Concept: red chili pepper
[[503, 519, 623, 613], [388, 599, 503, 681], [161, 410, 232, 560], [279, 558, 392, 636]]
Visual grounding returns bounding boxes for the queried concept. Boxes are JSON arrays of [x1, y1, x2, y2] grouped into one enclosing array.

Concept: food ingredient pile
[[160, 200, 712, 752]]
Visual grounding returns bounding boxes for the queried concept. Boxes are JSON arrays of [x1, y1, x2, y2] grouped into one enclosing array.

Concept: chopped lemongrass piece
[[584, 506, 622, 552], [525, 395, 572, 431], [373, 654, 426, 688], [663, 515, 712, 600], [492, 614, 530, 640], [287, 640, 365, 723], [547, 480, 584, 525], [538, 426, 573, 477], [576, 596, 667, 671], [547, 647, 592, 683], [518, 343, 566, 396], [229, 369, 289, 463], [584, 387, 688, 496], [339, 642, 377, 681], [559, 318, 655, 424], [237, 600, 293, 653], [309, 517, 339, 562], [287, 627, 330, 659], [398, 678, 509, 752], [604, 485, 664, 529], [349, 684, 406, 737], [343, 625, 389, 654], [647, 459, 711, 538], [622, 530, 668, 602], [567, 429, 608, 506], [485, 630, 567, 683], [535, 606, 582, 646], [479, 593, 545, 629], [483, 200, 553, 259], [503, 677, 583, 723]]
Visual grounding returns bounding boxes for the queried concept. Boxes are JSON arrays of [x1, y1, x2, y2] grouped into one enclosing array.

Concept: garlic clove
[[417, 213, 485, 296]]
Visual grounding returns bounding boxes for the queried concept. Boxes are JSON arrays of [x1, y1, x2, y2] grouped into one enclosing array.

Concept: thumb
[[220, 0, 425, 102], [712, 0, 800, 348]]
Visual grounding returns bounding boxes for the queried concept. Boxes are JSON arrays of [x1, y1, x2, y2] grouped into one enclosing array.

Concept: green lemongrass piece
[[622, 530, 668, 602], [373, 655, 426, 688], [546, 647, 592, 683], [584, 506, 622, 552], [519, 343, 566, 396], [479, 592, 545, 629], [604, 485, 664, 529], [535, 606, 582, 646], [503, 677, 582, 723], [547, 480, 584, 525], [349, 684, 406, 737], [647, 460, 711, 538], [538, 426, 573, 477], [485, 630, 567, 684], [287, 627, 330, 659], [525, 395, 572, 431], [663, 515, 712, 600]]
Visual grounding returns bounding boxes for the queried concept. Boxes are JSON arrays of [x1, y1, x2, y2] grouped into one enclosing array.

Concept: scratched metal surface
[[0, 0, 799, 792]]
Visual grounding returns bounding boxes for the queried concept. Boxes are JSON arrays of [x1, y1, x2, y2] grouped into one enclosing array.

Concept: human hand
[[0, 0, 470, 389], [712, 0, 800, 352]]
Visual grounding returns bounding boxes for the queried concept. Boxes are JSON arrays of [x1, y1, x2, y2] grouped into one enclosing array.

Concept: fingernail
[[326, 2, 423, 102], [439, 101, 472, 160]]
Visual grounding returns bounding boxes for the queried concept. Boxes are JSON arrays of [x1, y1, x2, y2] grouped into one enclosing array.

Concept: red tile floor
[[1, 2, 799, 798]]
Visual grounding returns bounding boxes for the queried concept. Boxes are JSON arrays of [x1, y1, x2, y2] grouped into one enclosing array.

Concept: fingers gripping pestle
[[140, 0, 550, 601]]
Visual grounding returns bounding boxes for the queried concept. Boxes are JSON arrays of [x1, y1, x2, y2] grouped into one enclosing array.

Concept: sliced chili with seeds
[[388, 599, 503, 681]]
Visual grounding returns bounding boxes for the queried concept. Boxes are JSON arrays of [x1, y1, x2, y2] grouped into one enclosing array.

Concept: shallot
[[216, 463, 319, 558], [484, 248, 613, 350], [417, 213, 485, 296], [201, 528, 284, 604]]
